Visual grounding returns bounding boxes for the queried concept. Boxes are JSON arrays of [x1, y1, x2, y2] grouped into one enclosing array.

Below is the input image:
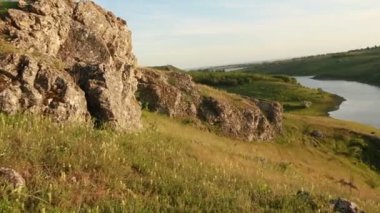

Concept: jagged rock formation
[[0, 0, 141, 130], [137, 68, 283, 141], [0, 53, 89, 121], [252, 99, 283, 134], [198, 95, 277, 141]]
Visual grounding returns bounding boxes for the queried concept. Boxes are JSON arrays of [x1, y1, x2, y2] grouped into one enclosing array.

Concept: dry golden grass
[[0, 111, 379, 211], [149, 112, 380, 211], [288, 114, 380, 136]]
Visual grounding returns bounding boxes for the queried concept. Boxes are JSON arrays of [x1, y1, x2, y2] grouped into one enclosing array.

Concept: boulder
[[0, 167, 25, 189], [310, 130, 324, 139], [0, 0, 141, 130], [301, 100, 313, 108], [330, 198, 365, 213]]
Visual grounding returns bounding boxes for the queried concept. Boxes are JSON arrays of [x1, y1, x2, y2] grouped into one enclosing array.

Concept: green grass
[[242, 46, 380, 87], [189, 71, 344, 116], [0, 1, 19, 16], [0, 112, 379, 211]]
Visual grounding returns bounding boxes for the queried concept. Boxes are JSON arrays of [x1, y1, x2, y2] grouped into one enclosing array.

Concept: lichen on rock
[[0, 0, 141, 130], [0, 53, 89, 122]]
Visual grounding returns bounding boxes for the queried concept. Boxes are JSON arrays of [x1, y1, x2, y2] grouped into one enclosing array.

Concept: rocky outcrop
[[198, 96, 276, 140], [253, 99, 283, 134], [0, 0, 141, 130], [137, 68, 283, 141]]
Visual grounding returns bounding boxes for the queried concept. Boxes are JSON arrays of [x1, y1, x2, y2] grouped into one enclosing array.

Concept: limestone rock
[[252, 99, 283, 133], [198, 96, 275, 141], [0, 53, 89, 122], [0, 0, 141, 130], [71, 62, 141, 130]]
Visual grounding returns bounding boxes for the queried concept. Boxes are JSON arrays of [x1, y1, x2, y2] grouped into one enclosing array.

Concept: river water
[[295, 76, 380, 129]]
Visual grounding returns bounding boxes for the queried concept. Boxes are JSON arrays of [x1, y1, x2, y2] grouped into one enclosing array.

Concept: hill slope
[[1, 1, 380, 212], [0, 112, 380, 211], [242, 47, 380, 87]]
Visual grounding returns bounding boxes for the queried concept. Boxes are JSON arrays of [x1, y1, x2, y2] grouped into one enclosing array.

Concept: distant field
[[189, 71, 344, 116], [241, 47, 380, 87]]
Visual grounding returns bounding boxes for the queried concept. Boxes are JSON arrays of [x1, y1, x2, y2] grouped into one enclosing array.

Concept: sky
[[93, 0, 380, 69]]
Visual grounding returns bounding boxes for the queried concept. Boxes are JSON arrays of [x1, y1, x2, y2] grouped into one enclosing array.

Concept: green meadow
[[242, 47, 380, 87]]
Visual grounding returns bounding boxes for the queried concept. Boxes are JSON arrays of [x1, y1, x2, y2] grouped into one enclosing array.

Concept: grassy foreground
[[190, 71, 344, 116], [0, 112, 380, 212], [242, 47, 380, 87]]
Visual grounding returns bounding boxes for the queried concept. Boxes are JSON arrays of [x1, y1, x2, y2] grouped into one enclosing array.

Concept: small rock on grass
[[0, 167, 26, 189]]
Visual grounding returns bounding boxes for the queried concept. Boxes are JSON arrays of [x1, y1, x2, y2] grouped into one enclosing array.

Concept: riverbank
[[189, 71, 345, 116], [296, 76, 380, 129]]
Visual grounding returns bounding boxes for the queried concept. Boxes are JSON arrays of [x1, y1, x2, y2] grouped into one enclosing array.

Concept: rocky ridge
[[137, 68, 283, 141]]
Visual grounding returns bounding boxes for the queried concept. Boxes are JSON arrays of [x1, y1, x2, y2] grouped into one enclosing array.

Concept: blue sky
[[94, 0, 380, 68]]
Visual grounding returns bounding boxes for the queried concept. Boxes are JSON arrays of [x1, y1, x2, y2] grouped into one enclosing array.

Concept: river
[[295, 76, 380, 129]]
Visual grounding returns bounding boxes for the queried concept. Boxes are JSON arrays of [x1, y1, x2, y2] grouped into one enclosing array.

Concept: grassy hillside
[[150, 65, 185, 73], [1, 2, 379, 211], [190, 71, 344, 116], [0, 112, 380, 212], [241, 47, 380, 87]]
